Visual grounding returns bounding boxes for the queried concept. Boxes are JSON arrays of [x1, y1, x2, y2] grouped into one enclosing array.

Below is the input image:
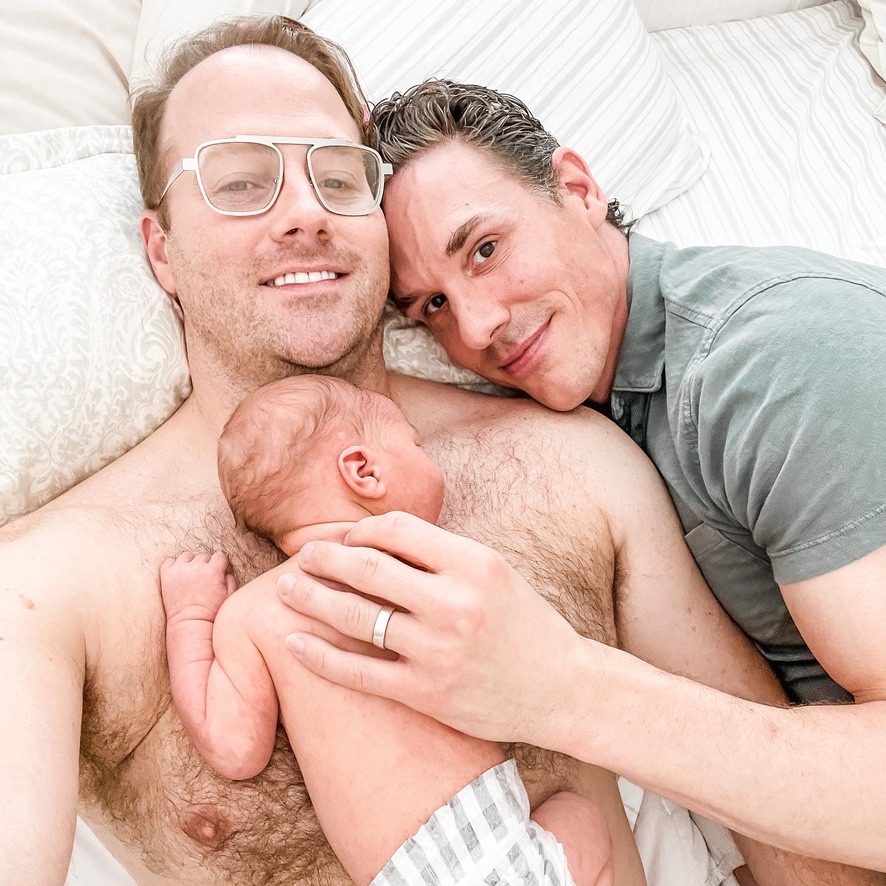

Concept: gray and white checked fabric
[[370, 760, 576, 886]]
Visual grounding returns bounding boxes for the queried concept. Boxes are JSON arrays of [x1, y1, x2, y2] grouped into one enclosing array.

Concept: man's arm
[[0, 518, 88, 882], [277, 414, 886, 873], [587, 423, 885, 884]]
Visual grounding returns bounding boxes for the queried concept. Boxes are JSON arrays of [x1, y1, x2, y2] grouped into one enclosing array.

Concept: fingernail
[[285, 633, 306, 654], [278, 573, 296, 594], [298, 542, 315, 563]]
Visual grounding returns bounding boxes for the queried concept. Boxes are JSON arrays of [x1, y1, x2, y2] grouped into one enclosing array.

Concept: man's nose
[[268, 166, 333, 241], [451, 287, 509, 351]]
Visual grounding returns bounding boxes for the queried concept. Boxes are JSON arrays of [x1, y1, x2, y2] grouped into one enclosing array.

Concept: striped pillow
[[301, 0, 709, 220], [638, 0, 886, 267]]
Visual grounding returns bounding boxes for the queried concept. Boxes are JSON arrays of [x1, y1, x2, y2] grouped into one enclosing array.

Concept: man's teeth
[[268, 270, 339, 286]]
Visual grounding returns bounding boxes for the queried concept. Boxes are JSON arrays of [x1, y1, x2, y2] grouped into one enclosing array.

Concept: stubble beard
[[182, 269, 388, 394]]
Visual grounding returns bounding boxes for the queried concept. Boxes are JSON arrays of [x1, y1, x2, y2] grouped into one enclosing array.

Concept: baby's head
[[217, 376, 444, 551]]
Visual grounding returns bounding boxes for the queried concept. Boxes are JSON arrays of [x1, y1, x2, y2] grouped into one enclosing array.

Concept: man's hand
[[278, 510, 590, 748]]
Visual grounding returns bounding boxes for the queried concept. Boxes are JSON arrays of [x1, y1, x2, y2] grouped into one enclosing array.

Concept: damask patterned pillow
[[0, 126, 190, 526]]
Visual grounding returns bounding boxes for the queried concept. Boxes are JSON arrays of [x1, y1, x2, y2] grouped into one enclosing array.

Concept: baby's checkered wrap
[[370, 760, 576, 886]]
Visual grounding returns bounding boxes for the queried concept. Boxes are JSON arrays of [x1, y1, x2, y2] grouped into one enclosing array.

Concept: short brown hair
[[131, 15, 369, 228]]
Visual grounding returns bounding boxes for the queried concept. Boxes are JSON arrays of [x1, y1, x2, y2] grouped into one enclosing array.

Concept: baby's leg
[[369, 760, 614, 886], [532, 791, 615, 886]]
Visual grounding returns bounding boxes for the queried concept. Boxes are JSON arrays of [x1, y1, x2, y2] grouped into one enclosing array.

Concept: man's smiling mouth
[[264, 270, 340, 286]]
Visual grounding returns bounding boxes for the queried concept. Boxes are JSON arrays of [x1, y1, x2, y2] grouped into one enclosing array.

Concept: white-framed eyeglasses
[[159, 136, 393, 217]]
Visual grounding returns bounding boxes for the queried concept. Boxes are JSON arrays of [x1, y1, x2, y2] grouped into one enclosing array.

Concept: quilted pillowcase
[[301, 0, 710, 220], [0, 126, 191, 526]]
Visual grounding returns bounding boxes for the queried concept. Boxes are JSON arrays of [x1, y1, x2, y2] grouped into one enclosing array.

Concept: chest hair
[[427, 423, 618, 795], [80, 421, 619, 882], [79, 496, 348, 885]]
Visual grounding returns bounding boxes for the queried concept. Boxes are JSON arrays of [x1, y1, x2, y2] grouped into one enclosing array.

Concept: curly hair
[[131, 15, 369, 229], [371, 78, 627, 229]]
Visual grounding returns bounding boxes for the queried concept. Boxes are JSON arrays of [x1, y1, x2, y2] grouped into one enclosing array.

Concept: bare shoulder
[[416, 382, 655, 489], [0, 434, 220, 657], [1, 501, 118, 600], [400, 378, 674, 547]]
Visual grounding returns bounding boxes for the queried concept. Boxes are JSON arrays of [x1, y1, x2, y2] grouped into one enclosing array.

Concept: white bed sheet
[[638, 0, 886, 269]]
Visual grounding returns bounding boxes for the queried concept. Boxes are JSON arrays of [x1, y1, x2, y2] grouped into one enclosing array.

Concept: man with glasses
[[0, 14, 854, 886]]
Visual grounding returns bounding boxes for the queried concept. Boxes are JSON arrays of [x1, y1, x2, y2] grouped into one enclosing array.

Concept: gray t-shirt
[[612, 234, 886, 703]]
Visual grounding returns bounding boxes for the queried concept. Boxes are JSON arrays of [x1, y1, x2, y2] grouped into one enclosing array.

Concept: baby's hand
[[159, 551, 238, 623]]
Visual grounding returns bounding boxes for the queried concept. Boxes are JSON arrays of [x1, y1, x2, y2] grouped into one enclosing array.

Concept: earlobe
[[552, 146, 609, 218], [141, 209, 178, 296], [339, 446, 387, 500]]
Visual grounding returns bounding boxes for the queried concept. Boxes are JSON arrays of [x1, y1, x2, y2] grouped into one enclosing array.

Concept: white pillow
[[0, 0, 141, 134], [0, 126, 191, 526], [633, 0, 827, 32], [130, 0, 321, 86], [302, 0, 710, 220], [856, 0, 886, 83]]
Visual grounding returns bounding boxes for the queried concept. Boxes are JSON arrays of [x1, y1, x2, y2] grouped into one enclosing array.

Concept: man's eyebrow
[[391, 291, 420, 311], [392, 213, 497, 311], [445, 213, 491, 258]]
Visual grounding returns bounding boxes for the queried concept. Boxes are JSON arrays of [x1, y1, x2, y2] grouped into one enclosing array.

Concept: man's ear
[[552, 146, 609, 219], [338, 446, 387, 500], [141, 209, 178, 297]]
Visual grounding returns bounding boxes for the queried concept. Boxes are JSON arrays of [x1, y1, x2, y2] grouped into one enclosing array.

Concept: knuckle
[[351, 665, 374, 695], [356, 548, 381, 582], [385, 510, 411, 535], [449, 595, 486, 637], [343, 595, 367, 633]]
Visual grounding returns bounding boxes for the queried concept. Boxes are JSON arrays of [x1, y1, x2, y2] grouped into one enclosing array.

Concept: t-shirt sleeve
[[689, 276, 886, 584]]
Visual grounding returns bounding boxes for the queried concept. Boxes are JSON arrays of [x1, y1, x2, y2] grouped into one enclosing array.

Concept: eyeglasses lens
[[308, 145, 381, 214], [197, 142, 280, 213], [197, 141, 382, 215]]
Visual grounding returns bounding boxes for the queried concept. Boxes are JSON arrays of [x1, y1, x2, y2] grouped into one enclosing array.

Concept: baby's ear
[[338, 446, 386, 499]]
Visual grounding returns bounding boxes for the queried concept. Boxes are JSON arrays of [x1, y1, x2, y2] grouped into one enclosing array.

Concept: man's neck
[[183, 347, 396, 443]]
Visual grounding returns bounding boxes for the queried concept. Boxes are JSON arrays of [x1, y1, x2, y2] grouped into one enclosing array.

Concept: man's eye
[[425, 293, 447, 316], [474, 240, 496, 263], [319, 175, 358, 193], [223, 180, 253, 192], [213, 176, 267, 193]]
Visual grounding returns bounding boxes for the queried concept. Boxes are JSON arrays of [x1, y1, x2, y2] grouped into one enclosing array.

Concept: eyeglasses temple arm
[[159, 158, 197, 201]]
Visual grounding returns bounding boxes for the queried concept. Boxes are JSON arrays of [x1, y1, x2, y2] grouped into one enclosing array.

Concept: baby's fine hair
[[218, 375, 387, 543]]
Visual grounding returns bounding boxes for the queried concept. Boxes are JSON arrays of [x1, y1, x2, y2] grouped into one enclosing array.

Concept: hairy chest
[[427, 424, 617, 644], [78, 432, 617, 882], [77, 502, 349, 884]]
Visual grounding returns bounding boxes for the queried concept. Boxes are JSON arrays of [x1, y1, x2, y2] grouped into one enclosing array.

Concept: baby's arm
[[160, 552, 278, 779]]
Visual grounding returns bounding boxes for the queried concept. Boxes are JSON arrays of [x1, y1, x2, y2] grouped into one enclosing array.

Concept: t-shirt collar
[[612, 232, 667, 394]]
